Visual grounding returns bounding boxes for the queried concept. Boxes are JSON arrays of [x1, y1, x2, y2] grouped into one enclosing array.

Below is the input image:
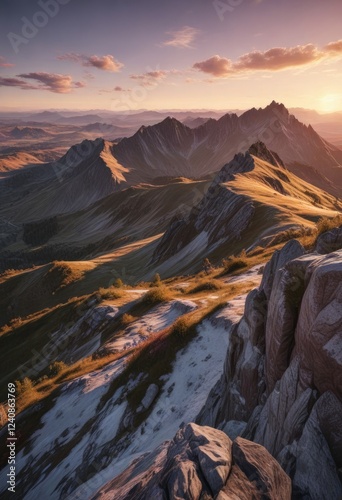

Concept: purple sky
[[0, 0, 342, 111]]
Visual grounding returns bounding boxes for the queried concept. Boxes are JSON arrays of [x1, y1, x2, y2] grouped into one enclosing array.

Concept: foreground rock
[[197, 243, 342, 499], [93, 423, 291, 499]]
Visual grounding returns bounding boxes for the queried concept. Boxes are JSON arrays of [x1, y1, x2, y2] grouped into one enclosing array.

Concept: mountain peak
[[248, 141, 285, 168], [266, 100, 289, 115], [160, 116, 186, 127]]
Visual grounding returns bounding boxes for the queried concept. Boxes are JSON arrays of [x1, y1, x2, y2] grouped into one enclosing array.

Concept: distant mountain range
[[45, 101, 342, 197]]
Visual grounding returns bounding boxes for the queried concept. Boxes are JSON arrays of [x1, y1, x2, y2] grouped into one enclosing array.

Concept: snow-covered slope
[[0, 268, 261, 499]]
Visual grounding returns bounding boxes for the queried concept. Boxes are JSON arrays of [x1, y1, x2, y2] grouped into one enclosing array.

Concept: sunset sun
[[319, 94, 342, 113]]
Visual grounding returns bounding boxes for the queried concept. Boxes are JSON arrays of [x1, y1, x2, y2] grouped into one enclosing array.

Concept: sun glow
[[319, 94, 342, 113]]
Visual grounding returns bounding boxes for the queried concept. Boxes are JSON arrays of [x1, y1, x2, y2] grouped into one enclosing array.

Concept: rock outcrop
[[152, 151, 256, 263], [197, 241, 342, 499], [315, 225, 342, 254], [151, 142, 339, 271], [92, 423, 291, 499]]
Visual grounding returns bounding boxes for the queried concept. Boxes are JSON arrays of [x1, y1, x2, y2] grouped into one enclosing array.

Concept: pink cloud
[[0, 77, 37, 90], [15, 72, 85, 93], [193, 39, 342, 77], [193, 55, 232, 77], [0, 56, 14, 68], [130, 70, 168, 87], [57, 53, 123, 72], [324, 39, 342, 54], [162, 26, 200, 49]]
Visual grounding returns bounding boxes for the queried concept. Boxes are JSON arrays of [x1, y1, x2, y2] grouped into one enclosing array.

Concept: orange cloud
[[193, 39, 342, 77], [324, 39, 342, 54], [57, 53, 123, 72], [193, 55, 232, 76], [234, 44, 321, 71]]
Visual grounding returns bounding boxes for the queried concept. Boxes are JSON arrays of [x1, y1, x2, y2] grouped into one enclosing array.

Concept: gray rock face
[[292, 252, 342, 400], [197, 241, 342, 498], [292, 392, 342, 499], [260, 239, 305, 301], [92, 424, 291, 500], [197, 287, 267, 426], [152, 151, 256, 264], [315, 226, 342, 254], [197, 240, 306, 427]]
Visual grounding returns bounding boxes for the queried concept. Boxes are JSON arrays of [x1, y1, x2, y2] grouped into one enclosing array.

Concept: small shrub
[[9, 317, 22, 328], [153, 273, 161, 286], [202, 258, 213, 275], [188, 279, 222, 294], [170, 316, 192, 339], [121, 313, 135, 325], [48, 361, 67, 377], [141, 286, 171, 305], [316, 215, 342, 236], [114, 278, 124, 288], [97, 287, 123, 300], [15, 377, 35, 396], [222, 256, 248, 274]]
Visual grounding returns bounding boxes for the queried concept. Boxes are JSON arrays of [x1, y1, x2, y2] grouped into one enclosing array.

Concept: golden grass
[[187, 279, 223, 294], [6, 350, 130, 419], [97, 286, 124, 300], [140, 286, 172, 305], [316, 214, 342, 236]]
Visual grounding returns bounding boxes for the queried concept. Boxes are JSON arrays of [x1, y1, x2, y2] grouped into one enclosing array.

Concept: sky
[[0, 0, 342, 112]]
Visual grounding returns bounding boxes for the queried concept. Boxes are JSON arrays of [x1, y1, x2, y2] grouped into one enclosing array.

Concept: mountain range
[[0, 102, 341, 498], [51, 101, 342, 195]]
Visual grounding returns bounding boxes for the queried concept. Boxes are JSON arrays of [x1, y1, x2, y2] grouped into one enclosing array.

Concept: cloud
[[193, 55, 232, 77], [162, 26, 199, 49], [15, 72, 85, 93], [57, 53, 123, 72], [99, 85, 130, 94], [234, 44, 321, 71], [193, 39, 342, 77], [0, 56, 14, 68], [130, 70, 168, 87], [324, 40, 342, 54], [0, 77, 37, 90]]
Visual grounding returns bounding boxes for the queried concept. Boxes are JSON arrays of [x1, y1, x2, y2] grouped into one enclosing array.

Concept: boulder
[[92, 424, 291, 500], [140, 384, 159, 412], [232, 437, 291, 499]]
